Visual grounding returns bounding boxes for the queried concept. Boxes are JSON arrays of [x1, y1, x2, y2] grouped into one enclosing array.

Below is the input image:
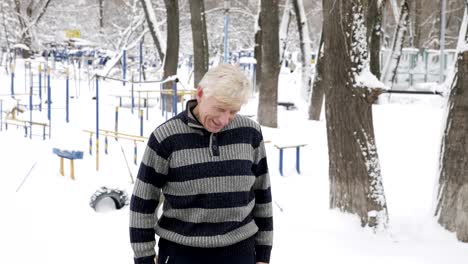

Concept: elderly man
[[130, 64, 273, 264]]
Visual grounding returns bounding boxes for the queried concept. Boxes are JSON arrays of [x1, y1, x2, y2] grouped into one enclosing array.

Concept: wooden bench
[[274, 143, 307, 176], [278, 101, 296, 110], [52, 148, 84, 180]]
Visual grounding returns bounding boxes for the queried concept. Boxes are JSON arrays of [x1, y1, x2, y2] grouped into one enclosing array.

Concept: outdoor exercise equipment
[[89, 186, 129, 211]]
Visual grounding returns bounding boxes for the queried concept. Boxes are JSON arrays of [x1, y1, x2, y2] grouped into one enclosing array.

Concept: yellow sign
[[65, 30, 81, 39]]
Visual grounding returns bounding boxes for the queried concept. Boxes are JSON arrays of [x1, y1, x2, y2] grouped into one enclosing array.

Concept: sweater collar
[[186, 99, 205, 130]]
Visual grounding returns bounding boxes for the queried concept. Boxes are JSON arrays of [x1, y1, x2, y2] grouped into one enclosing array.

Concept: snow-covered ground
[[1, 60, 467, 263]]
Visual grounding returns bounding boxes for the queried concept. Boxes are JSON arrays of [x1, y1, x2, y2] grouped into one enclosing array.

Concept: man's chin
[[207, 126, 223, 133]]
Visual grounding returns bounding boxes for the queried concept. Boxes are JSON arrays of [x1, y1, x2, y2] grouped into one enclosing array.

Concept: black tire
[[90, 186, 129, 211]]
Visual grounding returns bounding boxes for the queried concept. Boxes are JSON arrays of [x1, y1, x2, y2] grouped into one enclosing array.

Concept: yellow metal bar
[[70, 160, 75, 180], [96, 139, 99, 171], [60, 157, 64, 176]]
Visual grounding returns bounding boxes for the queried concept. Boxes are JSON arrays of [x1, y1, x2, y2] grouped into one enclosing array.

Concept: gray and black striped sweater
[[130, 100, 273, 263]]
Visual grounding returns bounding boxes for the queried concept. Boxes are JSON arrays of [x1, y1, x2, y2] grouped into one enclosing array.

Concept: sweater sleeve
[[130, 133, 170, 264], [252, 133, 273, 263]]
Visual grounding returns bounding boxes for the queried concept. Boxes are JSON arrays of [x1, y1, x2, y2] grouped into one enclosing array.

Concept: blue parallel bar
[[105, 136, 108, 155], [296, 146, 301, 174], [279, 149, 283, 176], [140, 109, 143, 136], [134, 141, 137, 165]]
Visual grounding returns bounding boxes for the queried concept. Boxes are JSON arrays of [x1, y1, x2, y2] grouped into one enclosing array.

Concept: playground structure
[[91, 74, 196, 171], [381, 48, 457, 89], [52, 148, 84, 180]]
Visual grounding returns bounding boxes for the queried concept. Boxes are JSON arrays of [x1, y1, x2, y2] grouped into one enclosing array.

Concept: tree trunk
[[367, 0, 386, 79], [189, 0, 209, 88], [323, 0, 388, 229], [257, 0, 279, 128], [254, 6, 262, 93], [308, 32, 324, 121], [292, 0, 312, 100], [163, 0, 179, 112], [436, 51, 468, 242], [435, 2, 468, 243], [413, 0, 423, 48], [140, 0, 165, 63], [99, 0, 104, 29], [381, 0, 410, 86], [279, 0, 292, 65], [34, 0, 52, 24], [1, 2, 12, 71], [14, 0, 31, 58]]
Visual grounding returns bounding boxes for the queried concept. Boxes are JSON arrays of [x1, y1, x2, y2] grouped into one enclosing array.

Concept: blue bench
[[52, 148, 84, 180], [274, 143, 307, 176]]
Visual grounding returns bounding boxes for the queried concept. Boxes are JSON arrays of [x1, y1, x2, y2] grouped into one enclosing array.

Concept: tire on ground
[[90, 186, 129, 211]]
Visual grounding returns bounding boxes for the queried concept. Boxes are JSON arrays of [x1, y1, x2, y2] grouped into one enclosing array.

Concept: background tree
[[162, 0, 179, 112], [14, 0, 53, 58], [279, 0, 292, 65], [381, 0, 410, 86], [140, 0, 165, 64], [323, 0, 388, 229], [412, 0, 423, 48], [254, 3, 262, 92], [367, 0, 387, 79], [292, 0, 312, 99], [257, 0, 279, 128], [308, 32, 324, 121], [99, 0, 104, 30], [189, 0, 209, 88], [435, 1, 468, 242]]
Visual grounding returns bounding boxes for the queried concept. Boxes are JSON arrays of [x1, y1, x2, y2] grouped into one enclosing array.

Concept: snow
[[12, 43, 30, 50], [356, 68, 387, 89], [239, 56, 257, 64], [1, 60, 468, 264]]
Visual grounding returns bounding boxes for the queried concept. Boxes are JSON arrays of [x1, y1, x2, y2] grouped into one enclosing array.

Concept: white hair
[[198, 64, 251, 106]]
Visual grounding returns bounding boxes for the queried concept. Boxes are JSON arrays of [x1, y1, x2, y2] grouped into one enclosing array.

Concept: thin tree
[[254, 2, 262, 92], [140, 0, 165, 63], [308, 32, 324, 121], [189, 0, 209, 88], [380, 0, 410, 86], [412, 0, 423, 48], [367, 0, 387, 79], [323, 0, 389, 229], [257, 0, 279, 128], [1, 1, 13, 72], [14, 0, 53, 58], [292, 0, 312, 100], [435, 1, 468, 242], [99, 0, 104, 29], [279, 0, 292, 65], [163, 0, 179, 111]]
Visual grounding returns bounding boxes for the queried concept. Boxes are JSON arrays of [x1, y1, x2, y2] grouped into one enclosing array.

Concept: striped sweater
[[129, 100, 273, 263]]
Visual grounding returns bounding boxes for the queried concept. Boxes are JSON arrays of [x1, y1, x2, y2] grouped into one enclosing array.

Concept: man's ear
[[196, 87, 203, 102]]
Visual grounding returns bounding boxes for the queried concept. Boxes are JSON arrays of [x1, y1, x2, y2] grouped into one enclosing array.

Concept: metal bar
[[296, 146, 300, 174], [279, 149, 283, 176], [66, 67, 69, 123], [384, 90, 442, 95]]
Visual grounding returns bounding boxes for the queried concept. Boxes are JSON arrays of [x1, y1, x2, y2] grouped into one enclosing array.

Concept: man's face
[[196, 89, 241, 133]]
